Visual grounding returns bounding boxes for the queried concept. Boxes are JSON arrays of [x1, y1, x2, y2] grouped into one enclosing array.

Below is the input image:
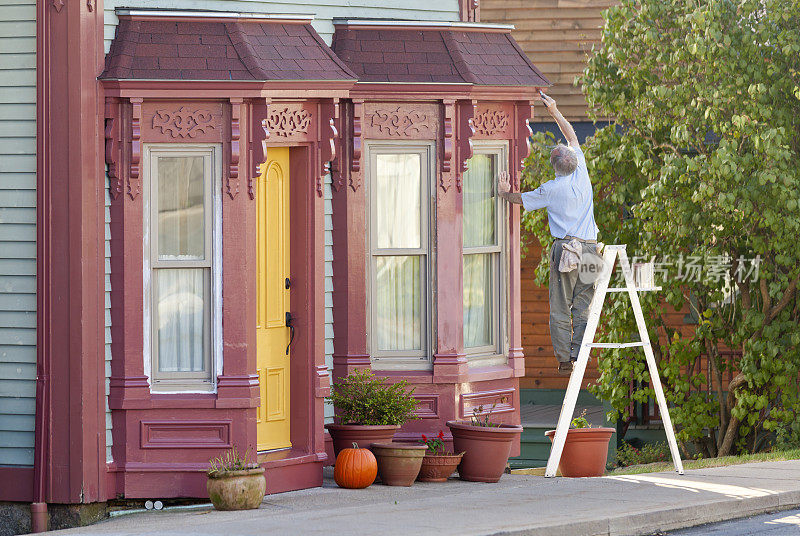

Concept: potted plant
[[325, 369, 418, 456], [417, 430, 464, 482], [446, 397, 523, 483], [206, 447, 265, 511], [544, 409, 615, 477], [370, 442, 428, 486]]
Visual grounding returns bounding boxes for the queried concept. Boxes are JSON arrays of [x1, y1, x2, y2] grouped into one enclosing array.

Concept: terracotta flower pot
[[544, 427, 615, 477], [325, 423, 399, 457], [417, 452, 464, 482], [447, 421, 523, 483], [370, 442, 428, 486], [206, 467, 266, 511]]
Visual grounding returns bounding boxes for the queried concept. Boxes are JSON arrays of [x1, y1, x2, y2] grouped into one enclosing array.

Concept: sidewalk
[[49, 460, 800, 536]]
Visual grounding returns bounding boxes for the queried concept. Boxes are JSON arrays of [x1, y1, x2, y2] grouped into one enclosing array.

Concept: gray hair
[[550, 144, 578, 176]]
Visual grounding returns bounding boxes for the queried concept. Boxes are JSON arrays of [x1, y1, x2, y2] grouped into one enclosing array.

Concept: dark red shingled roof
[[331, 26, 550, 86], [100, 17, 356, 81]]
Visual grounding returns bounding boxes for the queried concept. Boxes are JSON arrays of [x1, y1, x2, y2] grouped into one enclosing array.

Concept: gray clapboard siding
[[104, 0, 460, 50], [0, 0, 36, 467]]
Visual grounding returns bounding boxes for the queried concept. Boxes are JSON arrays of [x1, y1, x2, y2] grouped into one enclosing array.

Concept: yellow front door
[[256, 147, 292, 452]]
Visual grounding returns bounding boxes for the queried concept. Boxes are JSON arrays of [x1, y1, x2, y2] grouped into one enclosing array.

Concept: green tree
[[522, 0, 800, 457]]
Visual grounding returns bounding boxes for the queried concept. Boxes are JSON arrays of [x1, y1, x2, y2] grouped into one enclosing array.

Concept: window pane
[[464, 253, 493, 348], [376, 154, 421, 249], [375, 256, 421, 351], [158, 156, 206, 260], [156, 268, 206, 372], [463, 154, 496, 248]]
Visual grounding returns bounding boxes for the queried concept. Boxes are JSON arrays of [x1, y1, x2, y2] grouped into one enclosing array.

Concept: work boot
[[557, 361, 573, 376]]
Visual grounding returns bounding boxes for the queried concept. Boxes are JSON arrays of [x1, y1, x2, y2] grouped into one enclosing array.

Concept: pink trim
[[35, 0, 108, 505], [0, 467, 34, 502]]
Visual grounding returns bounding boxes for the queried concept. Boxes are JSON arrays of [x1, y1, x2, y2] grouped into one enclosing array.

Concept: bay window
[[144, 145, 221, 391], [368, 144, 434, 366], [463, 144, 506, 358]]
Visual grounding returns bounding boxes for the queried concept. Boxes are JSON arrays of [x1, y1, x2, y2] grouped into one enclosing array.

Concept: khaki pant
[[549, 239, 597, 363]]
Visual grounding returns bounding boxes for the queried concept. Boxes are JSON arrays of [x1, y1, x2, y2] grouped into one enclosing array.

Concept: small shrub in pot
[[206, 447, 265, 511], [325, 369, 418, 456]]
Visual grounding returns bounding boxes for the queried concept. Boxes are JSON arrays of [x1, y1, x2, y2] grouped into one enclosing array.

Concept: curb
[[487, 489, 800, 536]]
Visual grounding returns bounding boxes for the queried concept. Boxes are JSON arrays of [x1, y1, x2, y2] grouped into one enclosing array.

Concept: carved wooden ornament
[[366, 106, 437, 139], [441, 100, 455, 192], [152, 107, 216, 139], [473, 110, 510, 137], [129, 97, 143, 200], [104, 98, 123, 200], [228, 98, 242, 200], [350, 100, 364, 192], [265, 106, 312, 138], [319, 100, 339, 198]]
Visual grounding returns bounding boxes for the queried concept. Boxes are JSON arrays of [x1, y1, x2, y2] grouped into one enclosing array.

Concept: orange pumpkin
[[334, 442, 377, 489]]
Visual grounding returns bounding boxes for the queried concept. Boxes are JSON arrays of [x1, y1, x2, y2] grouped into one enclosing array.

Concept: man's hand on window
[[497, 170, 511, 195], [496, 170, 523, 205]]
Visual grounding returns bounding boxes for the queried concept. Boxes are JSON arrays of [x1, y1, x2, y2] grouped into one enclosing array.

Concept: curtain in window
[[463, 154, 495, 248], [157, 156, 205, 260], [463, 154, 496, 349], [463, 254, 492, 348], [374, 152, 424, 352], [156, 268, 206, 372], [376, 154, 421, 249], [375, 256, 421, 351]]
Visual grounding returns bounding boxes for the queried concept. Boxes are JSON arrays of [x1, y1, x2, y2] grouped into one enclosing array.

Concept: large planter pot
[[447, 421, 523, 483], [325, 423, 399, 457], [544, 427, 615, 477], [206, 467, 266, 511], [370, 442, 427, 486], [417, 452, 464, 482]]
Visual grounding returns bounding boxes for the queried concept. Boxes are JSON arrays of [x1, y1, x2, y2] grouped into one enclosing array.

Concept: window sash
[[462, 145, 507, 358], [368, 144, 434, 363], [146, 147, 217, 389]]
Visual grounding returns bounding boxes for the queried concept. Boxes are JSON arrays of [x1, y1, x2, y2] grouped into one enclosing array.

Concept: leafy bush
[[523, 0, 800, 458], [616, 441, 669, 467], [327, 369, 418, 426]]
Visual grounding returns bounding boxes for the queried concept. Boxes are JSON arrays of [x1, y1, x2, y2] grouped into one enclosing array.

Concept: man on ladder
[[498, 91, 601, 377], [499, 93, 685, 477]]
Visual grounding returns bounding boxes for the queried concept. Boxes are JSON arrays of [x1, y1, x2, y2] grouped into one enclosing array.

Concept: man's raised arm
[[541, 92, 579, 148]]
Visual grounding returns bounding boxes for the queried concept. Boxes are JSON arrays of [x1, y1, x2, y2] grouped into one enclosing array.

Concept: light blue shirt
[[520, 145, 598, 240]]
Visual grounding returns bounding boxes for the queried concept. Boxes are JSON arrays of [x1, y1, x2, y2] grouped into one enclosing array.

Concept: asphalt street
[[664, 508, 800, 535]]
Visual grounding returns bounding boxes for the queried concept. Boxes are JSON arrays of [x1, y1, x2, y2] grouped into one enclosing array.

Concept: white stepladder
[[544, 244, 685, 478]]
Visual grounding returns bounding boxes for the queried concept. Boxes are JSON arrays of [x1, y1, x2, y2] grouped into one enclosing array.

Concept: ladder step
[[606, 287, 662, 293], [587, 341, 648, 348]]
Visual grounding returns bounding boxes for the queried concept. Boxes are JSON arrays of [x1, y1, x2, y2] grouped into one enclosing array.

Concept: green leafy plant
[[327, 369, 418, 426], [470, 396, 508, 427], [570, 409, 592, 429], [523, 0, 800, 458], [420, 430, 446, 454], [208, 446, 257, 476], [616, 441, 670, 467]]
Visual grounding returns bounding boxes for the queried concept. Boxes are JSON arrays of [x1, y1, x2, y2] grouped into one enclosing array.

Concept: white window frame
[[463, 141, 508, 366], [142, 144, 223, 393], [366, 142, 436, 370]]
